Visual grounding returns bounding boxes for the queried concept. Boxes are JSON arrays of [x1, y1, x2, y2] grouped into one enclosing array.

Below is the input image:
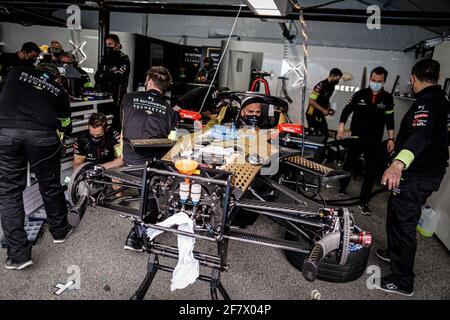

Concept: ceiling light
[[245, 0, 289, 16]]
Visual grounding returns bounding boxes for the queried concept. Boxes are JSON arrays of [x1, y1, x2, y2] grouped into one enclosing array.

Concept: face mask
[[105, 47, 115, 55], [330, 79, 339, 86], [90, 136, 104, 144], [369, 81, 383, 92], [243, 115, 261, 127], [410, 78, 416, 95]]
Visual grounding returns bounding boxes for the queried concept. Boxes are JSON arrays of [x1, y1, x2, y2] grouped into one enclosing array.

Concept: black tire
[[284, 231, 371, 283]]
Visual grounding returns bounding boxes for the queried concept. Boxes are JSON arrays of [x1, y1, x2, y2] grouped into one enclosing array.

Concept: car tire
[[284, 231, 371, 283]]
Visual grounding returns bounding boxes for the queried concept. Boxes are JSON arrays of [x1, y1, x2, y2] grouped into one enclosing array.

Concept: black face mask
[[105, 47, 116, 55], [90, 136, 104, 144], [330, 79, 339, 86], [243, 115, 261, 128], [24, 58, 36, 66]]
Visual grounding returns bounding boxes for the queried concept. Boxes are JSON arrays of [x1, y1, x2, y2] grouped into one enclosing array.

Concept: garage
[[0, 0, 449, 304]]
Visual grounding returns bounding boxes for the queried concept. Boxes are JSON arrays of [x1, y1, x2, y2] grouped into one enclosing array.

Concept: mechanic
[[306, 68, 343, 137], [337, 66, 395, 215], [94, 34, 130, 132], [59, 52, 94, 93], [0, 42, 41, 79], [0, 64, 73, 270], [306, 68, 342, 163], [49, 41, 64, 64], [374, 59, 449, 296], [121, 66, 178, 251], [73, 113, 123, 170], [195, 56, 216, 84], [174, 86, 219, 112]]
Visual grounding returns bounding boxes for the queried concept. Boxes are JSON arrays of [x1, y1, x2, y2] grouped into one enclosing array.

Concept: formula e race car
[[66, 92, 372, 300]]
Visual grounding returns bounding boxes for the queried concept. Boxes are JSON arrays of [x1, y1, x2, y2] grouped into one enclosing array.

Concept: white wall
[[433, 41, 450, 87], [428, 41, 450, 250], [428, 156, 450, 250], [0, 22, 135, 92], [218, 39, 418, 128]]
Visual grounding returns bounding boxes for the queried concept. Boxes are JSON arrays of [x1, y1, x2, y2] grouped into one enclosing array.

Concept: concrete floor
[[1, 178, 449, 300]]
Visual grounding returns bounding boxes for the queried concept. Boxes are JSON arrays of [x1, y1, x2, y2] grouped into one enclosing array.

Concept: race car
[[66, 92, 371, 300]]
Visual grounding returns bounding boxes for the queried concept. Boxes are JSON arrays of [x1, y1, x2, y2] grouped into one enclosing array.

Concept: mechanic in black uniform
[[59, 52, 94, 94], [121, 66, 178, 251], [374, 59, 450, 296], [195, 56, 216, 84], [0, 42, 41, 79], [337, 66, 395, 215], [0, 64, 73, 270], [73, 113, 122, 170], [306, 68, 343, 162], [94, 34, 130, 132], [306, 68, 343, 136]]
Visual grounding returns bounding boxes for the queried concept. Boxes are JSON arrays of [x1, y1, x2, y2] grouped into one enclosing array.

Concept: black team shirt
[[122, 89, 178, 165], [340, 87, 394, 143], [394, 85, 450, 179], [0, 66, 71, 134]]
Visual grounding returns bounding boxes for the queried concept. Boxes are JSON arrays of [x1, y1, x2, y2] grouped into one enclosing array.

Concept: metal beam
[[5, 5, 67, 27], [98, 0, 109, 62], [1, 1, 450, 26]]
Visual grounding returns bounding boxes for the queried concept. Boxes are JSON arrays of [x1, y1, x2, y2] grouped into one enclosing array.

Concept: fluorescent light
[[246, 0, 284, 16], [248, 0, 278, 9], [255, 9, 283, 16]]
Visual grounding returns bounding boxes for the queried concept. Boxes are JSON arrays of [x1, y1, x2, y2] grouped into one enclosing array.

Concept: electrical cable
[[198, 5, 243, 114], [12, 141, 64, 172]]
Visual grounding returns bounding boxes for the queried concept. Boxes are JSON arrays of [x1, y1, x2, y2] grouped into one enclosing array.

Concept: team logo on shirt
[[413, 112, 428, 127]]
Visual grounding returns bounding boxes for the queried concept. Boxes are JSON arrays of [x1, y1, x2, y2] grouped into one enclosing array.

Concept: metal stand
[[130, 162, 231, 300], [130, 253, 159, 300], [210, 268, 230, 300]]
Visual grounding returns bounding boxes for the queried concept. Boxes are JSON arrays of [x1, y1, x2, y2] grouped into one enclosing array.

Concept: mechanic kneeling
[[73, 113, 123, 170], [0, 64, 73, 270], [121, 66, 178, 251]]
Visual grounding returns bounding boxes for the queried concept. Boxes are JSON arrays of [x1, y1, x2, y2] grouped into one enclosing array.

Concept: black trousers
[[386, 175, 440, 290], [0, 128, 70, 263], [98, 90, 126, 132], [339, 139, 380, 204], [306, 113, 329, 163], [306, 113, 328, 137]]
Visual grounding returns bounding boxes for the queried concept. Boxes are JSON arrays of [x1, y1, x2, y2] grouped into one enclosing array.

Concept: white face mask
[[369, 81, 383, 92]]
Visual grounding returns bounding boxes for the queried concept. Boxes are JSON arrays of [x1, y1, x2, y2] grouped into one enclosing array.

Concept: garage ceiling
[[1, 0, 449, 51]]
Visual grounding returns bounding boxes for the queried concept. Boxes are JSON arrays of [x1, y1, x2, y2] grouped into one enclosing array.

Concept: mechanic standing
[[374, 59, 449, 296], [0, 64, 73, 270], [337, 66, 395, 215], [195, 56, 216, 85], [306, 68, 342, 162], [95, 34, 130, 132], [121, 66, 178, 251], [306, 68, 343, 137], [0, 42, 41, 79]]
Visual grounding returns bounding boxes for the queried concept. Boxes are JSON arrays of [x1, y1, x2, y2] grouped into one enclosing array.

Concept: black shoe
[[358, 203, 372, 216], [338, 188, 347, 197], [372, 276, 413, 297], [124, 228, 143, 252], [5, 258, 33, 270], [53, 227, 74, 244], [375, 249, 391, 263]]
